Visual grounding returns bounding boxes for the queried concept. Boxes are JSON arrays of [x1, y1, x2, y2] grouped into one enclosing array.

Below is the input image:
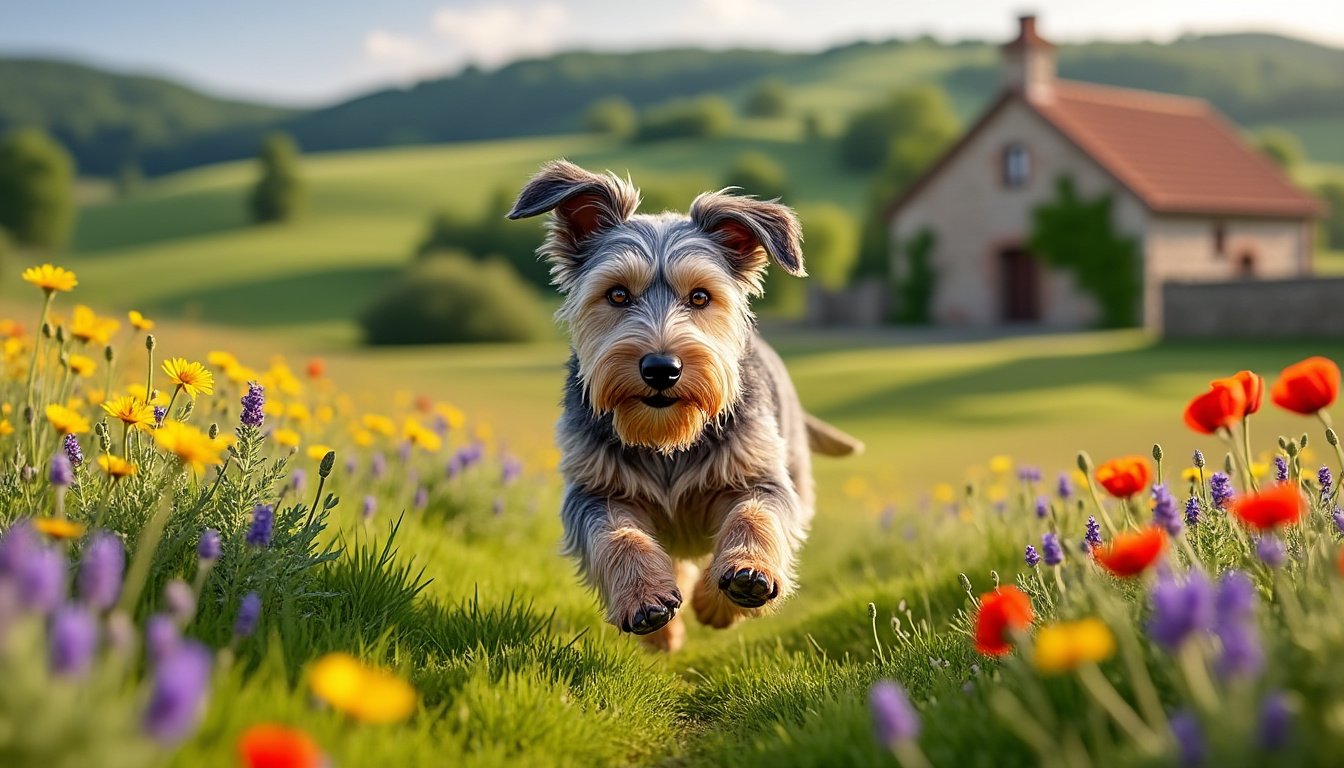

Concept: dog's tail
[[804, 413, 864, 457]]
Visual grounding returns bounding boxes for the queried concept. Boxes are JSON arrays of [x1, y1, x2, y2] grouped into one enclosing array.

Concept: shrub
[[1254, 128, 1305, 170], [723, 151, 789, 202], [839, 87, 959, 172], [797, 204, 858, 291], [1316, 180, 1344, 250], [636, 97, 733, 142], [894, 227, 937, 324], [0, 128, 75, 250], [415, 188, 549, 287], [249, 132, 303, 224], [360, 253, 552, 345], [744, 79, 789, 118], [583, 97, 637, 139]]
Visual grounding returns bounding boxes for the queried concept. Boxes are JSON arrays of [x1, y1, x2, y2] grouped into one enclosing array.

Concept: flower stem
[[1077, 663, 1161, 755], [117, 472, 179, 614]]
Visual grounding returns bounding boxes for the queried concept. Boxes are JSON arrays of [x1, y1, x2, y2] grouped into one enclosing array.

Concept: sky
[[2, 0, 1341, 106]]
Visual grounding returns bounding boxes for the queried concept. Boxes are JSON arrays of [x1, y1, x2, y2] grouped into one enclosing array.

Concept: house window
[[1213, 222, 1227, 258], [1002, 143, 1030, 188]]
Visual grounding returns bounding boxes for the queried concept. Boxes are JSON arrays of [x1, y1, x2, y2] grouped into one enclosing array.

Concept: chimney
[[1001, 14, 1055, 102]]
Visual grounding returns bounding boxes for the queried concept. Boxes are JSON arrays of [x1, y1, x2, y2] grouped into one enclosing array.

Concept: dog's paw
[[717, 566, 780, 609], [614, 588, 682, 636]]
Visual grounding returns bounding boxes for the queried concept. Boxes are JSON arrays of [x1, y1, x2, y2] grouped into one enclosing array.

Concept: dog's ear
[[508, 160, 639, 286], [690, 191, 806, 281]]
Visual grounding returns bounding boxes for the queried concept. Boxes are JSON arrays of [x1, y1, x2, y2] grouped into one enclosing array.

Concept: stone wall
[[1162, 277, 1344, 339]]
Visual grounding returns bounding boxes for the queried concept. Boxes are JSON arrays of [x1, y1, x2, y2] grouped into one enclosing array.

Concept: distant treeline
[[3, 32, 1344, 177]]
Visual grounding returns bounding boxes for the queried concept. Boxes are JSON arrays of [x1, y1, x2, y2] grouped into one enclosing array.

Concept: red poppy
[[1337, 547, 1344, 578], [305, 358, 325, 379], [974, 585, 1033, 656], [1184, 379, 1247, 434], [1232, 484, 1304, 531], [239, 724, 323, 768], [1094, 456, 1152, 499], [1228, 370, 1264, 415], [1092, 526, 1166, 577], [1271, 356, 1340, 415]]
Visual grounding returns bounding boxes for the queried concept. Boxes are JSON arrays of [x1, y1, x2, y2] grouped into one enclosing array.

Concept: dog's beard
[[585, 343, 735, 453]]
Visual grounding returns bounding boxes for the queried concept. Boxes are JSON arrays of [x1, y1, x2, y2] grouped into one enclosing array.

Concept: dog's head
[[509, 160, 805, 453]]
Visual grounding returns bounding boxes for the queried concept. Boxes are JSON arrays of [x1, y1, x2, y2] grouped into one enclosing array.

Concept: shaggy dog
[[509, 160, 861, 651]]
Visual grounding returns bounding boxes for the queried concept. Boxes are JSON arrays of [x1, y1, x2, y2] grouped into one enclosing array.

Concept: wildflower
[[1214, 571, 1263, 680], [153, 406, 167, 427], [1183, 378, 1247, 434], [45, 404, 90, 435], [502, 455, 523, 485], [309, 652, 417, 723], [1152, 483, 1181, 536], [1092, 527, 1166, 577], [1024, 545, 1040, 568], [1042, 532, 1064, 566], [235, 592, 262, 638], [1095, 455, 1152, 498], [870, 680, 920, 747], [238, 724, 325, 768], [1185, 496, 1201, 527], [207, 350, 237, 369], [246, 506, 274, 548], [154, 421, 226, 474], [49, 606, 97, 677], [161, 358, 215, 400], [1018, 466, 1042, 483], [371, 451, 387, 479], [1320, 466, 1333, 502], [414, 486, 428, 509], [1232, 484, 1304, 531], [362, 495, 377, 521], [1258, 692, 1293, 750], [165, 580, 197, 625], [1148, 569, 1214, 651], [1169, 711, 1205, 768], [1192, 449, 1205, 468], [146, 614, 180, 664], [291, 469, 306, 493], [272, 428, 300, 448], [973, 585, 1032, 656], [1031, 618, 1115, 674], [63, 433, 84, 466], [69, 305, 120, 345], [67, 354, 96, 377], [98, 455, 138, 478], [102, 395, 155, 431], [33, 517, 85, 540], [989, 455, 1013, 475], [240, 382, 265, 427], [1084, 516, 1103, 551], [1271, 356, 1340, 415], [49, 453, 73, 487], [79, 531, 124, 611], [198, 529, 221, 561], [305, 358, 325, 378], [1273, 456, 1288, 483], [1056, 472, 1073, 500], [1209, 472, 1235, 509], [128, 310, 155, 331], [1334, 509, 1344, 537], [18, 545, 66, 613], [1256, 535, 1286, 568], [403, 418, 442, 452], [1229, 370, 1264, 413], [22, 263, 78, 293], [143, 641, 212, 743], [305, 444, 332, 462]]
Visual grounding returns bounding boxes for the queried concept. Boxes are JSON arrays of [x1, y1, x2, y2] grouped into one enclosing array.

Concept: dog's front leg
[[693, 486, 802, 629], [562, 489, 681, 636]]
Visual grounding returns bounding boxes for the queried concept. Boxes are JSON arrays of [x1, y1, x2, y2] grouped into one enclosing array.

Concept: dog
[[508, 160, 862, 652]]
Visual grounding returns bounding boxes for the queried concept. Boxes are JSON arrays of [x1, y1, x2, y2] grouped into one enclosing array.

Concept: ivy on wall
[[894, 227, 937, 324], [1029, 177, 1141, 327]]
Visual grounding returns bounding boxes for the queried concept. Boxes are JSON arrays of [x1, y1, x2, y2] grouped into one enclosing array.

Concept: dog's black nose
[[639, 354, 682, 391]]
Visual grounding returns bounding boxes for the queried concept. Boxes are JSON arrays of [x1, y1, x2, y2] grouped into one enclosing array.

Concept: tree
[[583, 97, 636, 139], [1318, 181, 1344, 251], [249, 133, 303, 224], [1255, 129, 1305, 170], [797, 204, 858, 291], [723, 152, 788, 202], [636, 97, 733, 142], [1029, 177, 1141, 328], [744, 79, 789, 118], [838, 87, 959, 172], [894, 228, 937, 324], [0, 128, 75, 250]]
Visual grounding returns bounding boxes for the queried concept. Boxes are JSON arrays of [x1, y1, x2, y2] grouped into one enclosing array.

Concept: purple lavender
[[1334, 508, 1344, 536], [1256, 535, 1286, 568], [1034, 496, 1048, 519], [49, 453, 73, 487], [1024, 545, 1040, 568], [371, 452, 387, 480], [362, 495, 377, 521], [142, 640, 212, 743], [49, 606, 97, 677], [239, 381, 265, 428], [1017, 466, 1042, 483], [1192, 449, 1205, 469], [1148, 569, 1214, 651], [870, 680, 920, 746], [1056, 472, 1073, 500], [18, 545, 65, 614], [290, 469, 306, 493], [1320, 466, 1333, 503], [1258, 692, 1292, 750], [63, 433, 84, 466], [398, 440, 412, 463], [0, 524, 38, 578], [343, 455, 357, 475], [197, 529, 220, 561], [1042, 533, 1064, 566], [413, 486, 428, 510], [1084, 516, 1102, 551], [164, 580, 196, 625], [1210, 472, 1234, 509], [234, 592, 261, 638], [1184, 496, 1201, 527], [153, 406, 167, 427], [78, 531, 124, 611], [1273, 456, 1289, 483], [245, 505, 274, 548], [1169, 710, 1205, 767], [1214, 571, 1263, 680], [1152, 484, 1181, 537], [145, 613, 180, 664], [502, 456, 522, 485]]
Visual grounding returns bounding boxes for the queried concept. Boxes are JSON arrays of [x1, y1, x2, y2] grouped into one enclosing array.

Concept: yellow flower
[[0, 419, 12, 437], [474, 423, 493, 443], [162, 358, 215, 400], [46, 404, 90, 434], [842, 475, 868, 499], [0, 319, 23, 338], [361, 414, 396, 437], [315, 404, 334, 424], [263, 399, 285, 417], [85, 388, 106, 406], [309, 653, 416, 724], [989, 455, 1014, 475], [128, 310, 155, 331], [351, 428, 374, 447], [434, 403, 465, 431], [101, 395, 156, 431], [67, 354, 96, 378], [286, 403, 311, 424], [266, 361, 302, 397], [1032, 618, 1116, 675], [154, 421, 226, 474], [1180, 467, 1202, 483], [22, 264, 78, 293], [273, 428, 301, 448], [402, 418, 441, 452], [69, 305, 121, 345], [307, 444, 333, 461], [97, 455, 138, 478], [33, 518, 86, 540], [1251, 462, 1269, 480]]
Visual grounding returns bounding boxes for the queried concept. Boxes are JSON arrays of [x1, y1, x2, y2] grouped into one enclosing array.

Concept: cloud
[[688, 0, 786, 27], [364, 30, 422, 62], [433, 2, 571, 69]]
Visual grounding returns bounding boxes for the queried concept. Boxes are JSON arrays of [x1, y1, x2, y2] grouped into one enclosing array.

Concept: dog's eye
[[688, 288, 711, 308], [606, 286, 631, 307]]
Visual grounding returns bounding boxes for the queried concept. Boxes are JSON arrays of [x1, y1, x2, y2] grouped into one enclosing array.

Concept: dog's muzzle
[[639, 354, 681, 391]]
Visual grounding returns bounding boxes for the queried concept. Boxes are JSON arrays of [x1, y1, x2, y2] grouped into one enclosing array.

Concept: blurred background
[[1, 1, 1341, 508]]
